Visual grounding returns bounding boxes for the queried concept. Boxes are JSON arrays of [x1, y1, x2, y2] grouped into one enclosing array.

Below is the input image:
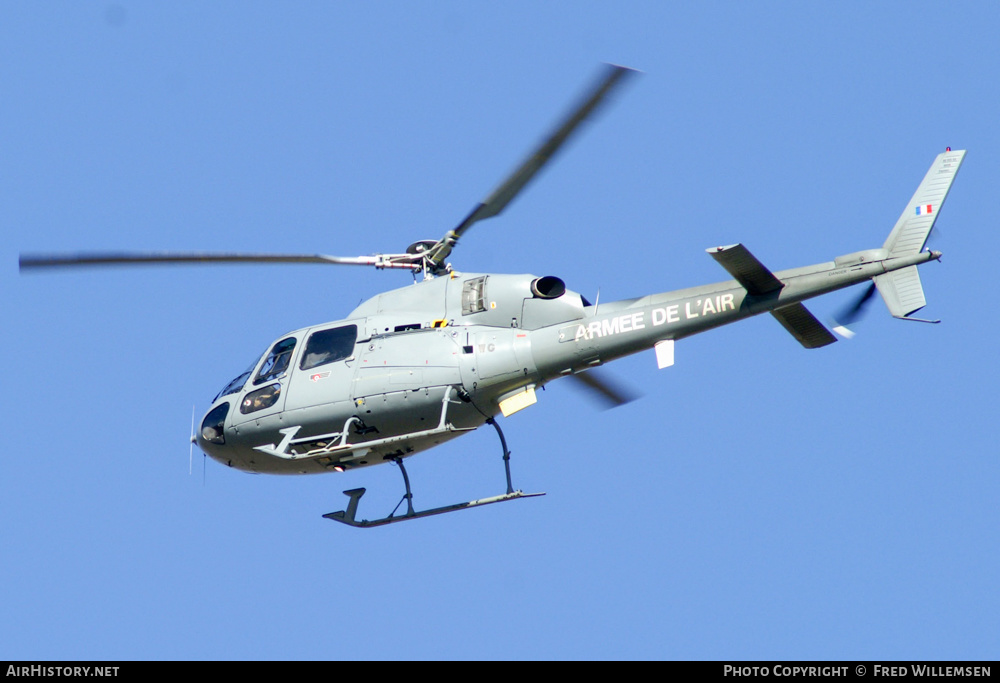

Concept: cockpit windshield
[[212, 353, 263, 403]]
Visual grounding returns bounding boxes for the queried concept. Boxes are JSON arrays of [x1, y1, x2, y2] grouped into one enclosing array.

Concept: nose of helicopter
[[196, 401, 230, 456]]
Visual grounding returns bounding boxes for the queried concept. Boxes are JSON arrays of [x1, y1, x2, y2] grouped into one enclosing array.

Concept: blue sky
[[3, 1, 998, 660]]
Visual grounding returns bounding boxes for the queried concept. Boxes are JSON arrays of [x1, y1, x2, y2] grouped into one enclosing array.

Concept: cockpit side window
[[254, 337, 296, 386], [300, 325, 358, 371]]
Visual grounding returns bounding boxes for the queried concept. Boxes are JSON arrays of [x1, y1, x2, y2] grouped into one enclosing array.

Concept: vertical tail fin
[[882, 149, 966, 256], [874, 149, 964, 322]]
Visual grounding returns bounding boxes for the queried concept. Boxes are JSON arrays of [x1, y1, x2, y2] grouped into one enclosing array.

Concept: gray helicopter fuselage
[[196, 244, 937, 475], [198, 272, 574, 474]]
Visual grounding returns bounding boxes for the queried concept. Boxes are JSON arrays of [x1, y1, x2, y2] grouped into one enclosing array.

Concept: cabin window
[[300, 325, 358, 371], [254, 337, 296, 386], [462, 276, 488, 315], [241, 383, 282, 414]]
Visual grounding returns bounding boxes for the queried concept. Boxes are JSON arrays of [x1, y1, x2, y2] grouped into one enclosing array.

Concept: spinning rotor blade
[[831, 282, 878, 338], [568, 368, 638, 410], [19, 251, 421, 272], [424, 63, 638, 270]]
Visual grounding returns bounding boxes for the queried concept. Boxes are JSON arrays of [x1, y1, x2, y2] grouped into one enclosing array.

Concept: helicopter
[[20, 65, 965, 527]]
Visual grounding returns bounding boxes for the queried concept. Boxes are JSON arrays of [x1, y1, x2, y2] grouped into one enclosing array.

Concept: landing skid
[[323, 487, 544, 528], [324, 415, 544, 527]]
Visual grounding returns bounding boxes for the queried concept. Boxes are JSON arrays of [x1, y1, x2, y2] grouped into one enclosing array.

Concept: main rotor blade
[[568, 368, 638, 410], [424, 63, 638, 270], [19, 252, 420, 271]]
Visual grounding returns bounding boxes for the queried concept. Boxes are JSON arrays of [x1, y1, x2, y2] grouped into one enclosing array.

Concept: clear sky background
[[3, 1, 998, 661]]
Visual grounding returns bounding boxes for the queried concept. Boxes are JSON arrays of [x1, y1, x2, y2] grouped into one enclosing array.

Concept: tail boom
[[532, 246, 940, 378]]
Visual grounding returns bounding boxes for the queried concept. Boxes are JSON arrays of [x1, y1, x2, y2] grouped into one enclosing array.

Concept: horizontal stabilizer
[[708, 243, 783, 295], [709, 245, 835, 348], [771, 303, 838, 349], [883, 149, 966, 257]]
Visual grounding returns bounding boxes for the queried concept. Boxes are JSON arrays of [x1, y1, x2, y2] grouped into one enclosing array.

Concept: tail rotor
[[831, 282, 878, 339]]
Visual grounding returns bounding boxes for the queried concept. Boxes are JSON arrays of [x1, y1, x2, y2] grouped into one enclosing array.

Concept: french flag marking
[[915, 204, 933, 216]]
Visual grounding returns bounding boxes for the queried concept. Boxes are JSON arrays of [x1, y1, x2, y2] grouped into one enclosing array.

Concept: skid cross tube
[[388, 456, 415, 519], [486, 417, 515, 495]]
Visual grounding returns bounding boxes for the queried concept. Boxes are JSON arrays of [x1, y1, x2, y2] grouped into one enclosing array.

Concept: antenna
[[189, 405, 196, 476]]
